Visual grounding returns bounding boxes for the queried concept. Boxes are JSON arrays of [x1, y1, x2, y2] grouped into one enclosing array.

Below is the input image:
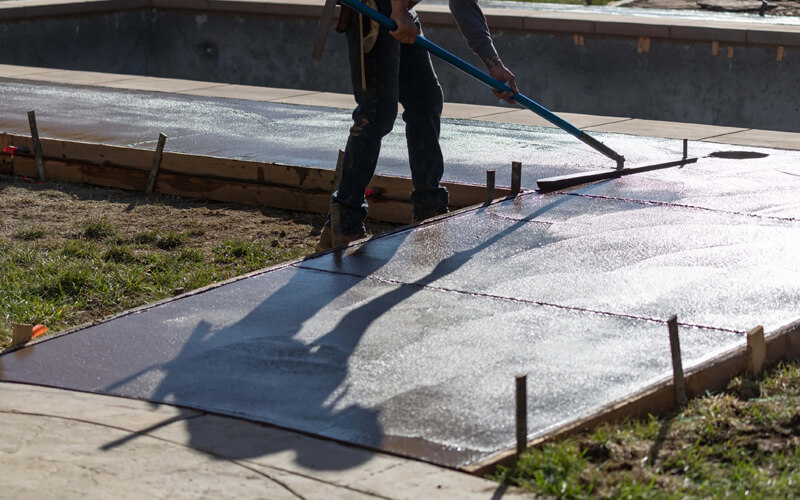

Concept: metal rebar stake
[[511, 161, 522, 195], [145, 133, 167, 195], [330, 202, 343, 248], [667, 315, 687, 406], [27, 110, 46, 182], [516, 374, 528, 456]]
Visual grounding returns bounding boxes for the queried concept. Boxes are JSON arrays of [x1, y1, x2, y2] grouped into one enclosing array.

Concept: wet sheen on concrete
[[1, 79, 797, 191], [2, 79, 800, 468], [3, 178, 800, 467]]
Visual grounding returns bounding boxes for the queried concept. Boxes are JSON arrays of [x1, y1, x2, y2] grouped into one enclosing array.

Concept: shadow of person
[[99, 232, 410, 471], [98, 191, 574, 471]]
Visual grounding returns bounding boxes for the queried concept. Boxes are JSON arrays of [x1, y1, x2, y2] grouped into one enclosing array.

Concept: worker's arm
[[390, 0, 419, 43], [448, 0, 517, 103]]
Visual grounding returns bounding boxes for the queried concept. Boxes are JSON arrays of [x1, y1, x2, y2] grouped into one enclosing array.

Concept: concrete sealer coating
[[1, 79, 798, 189], [1, 79, 800, 469], [3, 187, 799, 467]]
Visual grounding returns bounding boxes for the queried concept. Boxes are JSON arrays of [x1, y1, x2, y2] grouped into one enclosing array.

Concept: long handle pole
[[337, 0, 625, 168]]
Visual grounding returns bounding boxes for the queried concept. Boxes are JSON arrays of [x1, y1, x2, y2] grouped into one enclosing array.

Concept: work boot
[[411, 206, 449, 224], [315, 225, 367, 252]]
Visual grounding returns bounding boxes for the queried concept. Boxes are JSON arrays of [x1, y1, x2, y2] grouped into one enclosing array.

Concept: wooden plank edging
[[2, 133, 512, 224]]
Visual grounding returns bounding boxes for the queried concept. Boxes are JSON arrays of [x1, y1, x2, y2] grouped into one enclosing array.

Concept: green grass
[[0, 221, 311, 347], [13, 228, 47, 241], [80, 218, 118, 241], [155, 231, 187, 250], [132, 230, 159, 245], [494, 360, 800, 498]]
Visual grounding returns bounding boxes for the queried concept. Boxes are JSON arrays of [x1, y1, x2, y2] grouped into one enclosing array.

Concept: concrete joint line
[[297, 265, 746, 334], [698, 129, 753, 141], [234, 461, 396, 500], [0, 408, 202, 443], [485, 212, 554, 224], [218, 460, 308, 500], [584, 118, 635, 129], [560, 191, 800, 223]]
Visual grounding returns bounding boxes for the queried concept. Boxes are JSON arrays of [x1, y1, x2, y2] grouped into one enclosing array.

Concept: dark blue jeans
[[332, 0, 449, 233]]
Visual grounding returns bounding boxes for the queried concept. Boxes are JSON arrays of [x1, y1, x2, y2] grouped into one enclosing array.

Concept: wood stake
[[637, 37, 651, 54], [667, 315, 687, 406], [511, 161, 522, 195], [332, 149, 345, 193], [486, 169, 495, 203], [12, 323, 34, 347], [728, 46, 734, 59], [747, 325, 766, 377], [330, 151, 345, 248], [27, 110, 46, 182], [516, 374, 527, 456], [712, 41, 719, 56], [573, 34, 585, 47], [777, 46, 784, 62], [330, 202, 343, 248], [145, 133, 167, 195]]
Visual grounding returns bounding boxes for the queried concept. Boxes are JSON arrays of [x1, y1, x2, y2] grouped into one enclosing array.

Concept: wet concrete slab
[[3, 169, 799, 467], [302, 192, 800, 332], [2, 77, 799, 469], [2, 78, 798, 190], [0, 260, 745, 467]]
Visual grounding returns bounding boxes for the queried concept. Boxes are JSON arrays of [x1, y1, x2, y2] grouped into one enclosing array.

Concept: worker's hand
[[485, 55, 518, 104], [390, 1, 419, 44]]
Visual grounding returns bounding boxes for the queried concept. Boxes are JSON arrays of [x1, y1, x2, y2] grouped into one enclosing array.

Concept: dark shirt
[[447, 0, 498, 60]]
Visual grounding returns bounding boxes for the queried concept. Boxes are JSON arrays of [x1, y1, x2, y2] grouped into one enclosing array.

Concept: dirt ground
[[0, 177, 394, 257], [1, 175, 402, 345], [626, 0, 800, 16], [0, 178, 322, 254]]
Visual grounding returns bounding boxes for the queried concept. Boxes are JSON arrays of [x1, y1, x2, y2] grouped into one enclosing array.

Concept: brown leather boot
[[315, 225, 367, 252]]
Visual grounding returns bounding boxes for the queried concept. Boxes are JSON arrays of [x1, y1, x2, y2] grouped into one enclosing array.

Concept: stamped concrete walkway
[[1, 382, 525, 499], [1, 67, 800, 496]]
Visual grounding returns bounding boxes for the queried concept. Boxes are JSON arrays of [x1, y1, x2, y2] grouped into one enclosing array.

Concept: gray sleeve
[[448, 0, 498, 61]]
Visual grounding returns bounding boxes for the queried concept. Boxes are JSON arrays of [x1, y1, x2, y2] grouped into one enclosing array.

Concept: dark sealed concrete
[[0, 259, 745, 467], [3, 183, 799, 467], [1, 79, 795, 190], [302, 192, 800, 332], [2, 80, 799, 468]]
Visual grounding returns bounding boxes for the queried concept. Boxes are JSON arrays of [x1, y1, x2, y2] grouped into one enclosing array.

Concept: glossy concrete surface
[[0, 257, 746, 467], [3, 176, 799, 467], [2, 79, 797, 190], [2, 78, 799, 468]]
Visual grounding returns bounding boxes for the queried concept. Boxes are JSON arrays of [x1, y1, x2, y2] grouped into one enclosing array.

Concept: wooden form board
[[1, 133, 512, 224], [466, 318, 800, 476]]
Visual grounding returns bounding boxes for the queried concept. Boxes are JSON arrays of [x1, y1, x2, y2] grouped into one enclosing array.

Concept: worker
[[317, 0, 518, 250]]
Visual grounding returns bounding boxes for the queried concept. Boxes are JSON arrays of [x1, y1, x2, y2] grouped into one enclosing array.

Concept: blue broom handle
[[337, 0, 625, 166]]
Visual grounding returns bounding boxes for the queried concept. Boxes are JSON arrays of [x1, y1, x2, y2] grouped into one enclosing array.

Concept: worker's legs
[[399, 11, 448, 222], [333, 0, 400, 235]]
